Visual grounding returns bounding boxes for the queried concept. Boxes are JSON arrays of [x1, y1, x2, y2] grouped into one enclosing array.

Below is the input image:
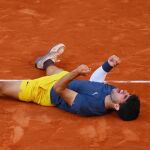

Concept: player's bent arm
[[55, 88, 78, 106], [54, 70, 81, 106], [54, 64, 90, 106]]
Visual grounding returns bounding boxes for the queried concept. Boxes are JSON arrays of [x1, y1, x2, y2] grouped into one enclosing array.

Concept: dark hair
[[116, 95, 140, 121]]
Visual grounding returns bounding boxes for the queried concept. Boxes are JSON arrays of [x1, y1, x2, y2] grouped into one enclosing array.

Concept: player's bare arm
[[54, 64, 91, 106]]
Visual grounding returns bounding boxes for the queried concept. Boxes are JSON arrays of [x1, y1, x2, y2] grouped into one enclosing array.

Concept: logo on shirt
[[92, 92, 99, 95]]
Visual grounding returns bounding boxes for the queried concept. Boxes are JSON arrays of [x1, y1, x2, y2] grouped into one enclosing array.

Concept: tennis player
[[0, 43, 140, 121]]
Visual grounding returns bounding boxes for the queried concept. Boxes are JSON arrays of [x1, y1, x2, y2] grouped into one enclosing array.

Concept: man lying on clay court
[[0, 43, 140, 121]]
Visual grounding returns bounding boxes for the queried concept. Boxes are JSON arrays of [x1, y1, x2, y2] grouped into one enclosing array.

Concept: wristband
[[102, 61, 113, 72]]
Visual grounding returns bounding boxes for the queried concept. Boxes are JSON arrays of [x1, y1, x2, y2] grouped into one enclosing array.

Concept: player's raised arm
[[54, 64, 91, 106], [90, 55, 121, 82]]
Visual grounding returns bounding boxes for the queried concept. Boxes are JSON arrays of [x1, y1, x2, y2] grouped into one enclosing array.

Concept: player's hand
[[108, 55, 121, 67], [76, 64, 91, 76]]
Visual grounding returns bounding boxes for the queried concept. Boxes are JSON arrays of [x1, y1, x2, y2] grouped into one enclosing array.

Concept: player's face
[[110, 88, 130, 104]]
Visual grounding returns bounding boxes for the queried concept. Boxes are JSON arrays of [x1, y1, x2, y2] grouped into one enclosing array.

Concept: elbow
[[53, 84, 64, 94]]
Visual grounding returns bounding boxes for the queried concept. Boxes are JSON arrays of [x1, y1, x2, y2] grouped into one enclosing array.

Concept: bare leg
[[46, 64, 64, 76], [0, 80, 22, 99]]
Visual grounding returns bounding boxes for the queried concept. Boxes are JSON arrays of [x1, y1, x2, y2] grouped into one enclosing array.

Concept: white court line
[[105, 80, 150, 83], [0, 80, 150, 83]]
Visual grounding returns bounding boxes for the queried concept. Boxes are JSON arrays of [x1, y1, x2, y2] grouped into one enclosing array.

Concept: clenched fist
[[108, 55, 121, 67], [75, 64, 91, 75]]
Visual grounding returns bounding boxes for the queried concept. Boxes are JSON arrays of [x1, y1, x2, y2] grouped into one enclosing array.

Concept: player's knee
[[0, 81, 4, 89], [0, 81, 8, 95]]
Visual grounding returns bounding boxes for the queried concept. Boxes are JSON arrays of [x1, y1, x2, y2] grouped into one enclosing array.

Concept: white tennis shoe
[[35, 43, 65, 69]]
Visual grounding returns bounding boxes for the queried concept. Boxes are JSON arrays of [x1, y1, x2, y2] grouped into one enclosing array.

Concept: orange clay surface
[[0, 0, 150, 150]]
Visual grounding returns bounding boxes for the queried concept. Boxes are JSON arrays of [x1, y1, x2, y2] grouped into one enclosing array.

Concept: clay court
[[0, 0, 150, 149]]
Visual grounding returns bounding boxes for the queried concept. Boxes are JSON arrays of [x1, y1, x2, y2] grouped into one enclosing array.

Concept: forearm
[[90, 61, 113, 82], [90, 66, 107, 82], [54, 69, 80, 92]]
